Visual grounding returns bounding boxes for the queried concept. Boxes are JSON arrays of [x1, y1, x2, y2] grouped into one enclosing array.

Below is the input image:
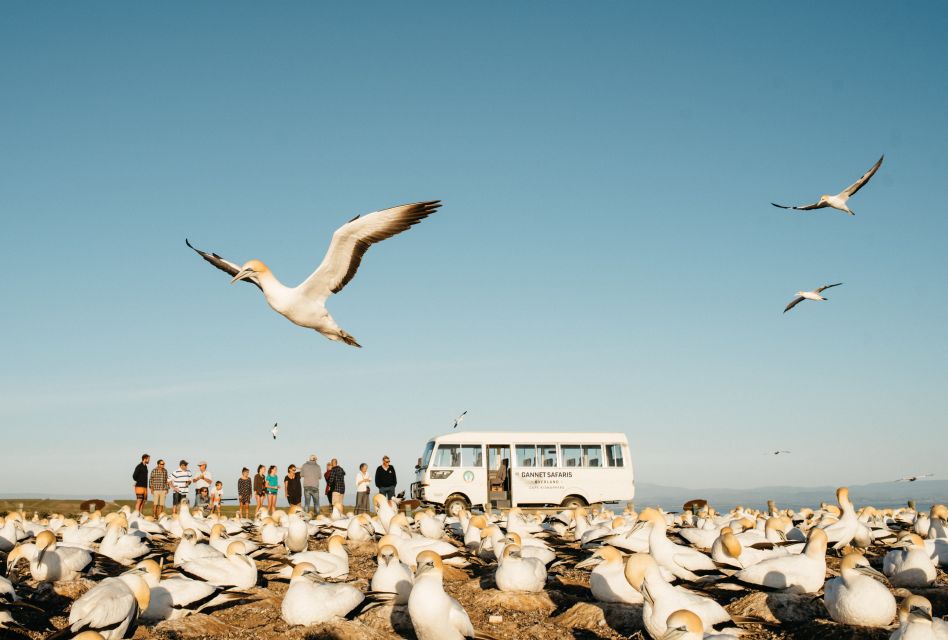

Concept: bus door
[[487, 445, 511, 508]]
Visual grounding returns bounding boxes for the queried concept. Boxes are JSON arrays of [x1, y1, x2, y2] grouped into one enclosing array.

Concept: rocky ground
[[4, 529, 947, 640]]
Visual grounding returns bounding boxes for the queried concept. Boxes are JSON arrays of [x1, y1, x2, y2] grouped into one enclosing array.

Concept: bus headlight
[[430, 470, 454, 480]]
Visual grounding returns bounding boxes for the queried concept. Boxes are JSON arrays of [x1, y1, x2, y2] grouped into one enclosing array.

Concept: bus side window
[[561, 445, 581, 467], [515, 445, 536, 467], [539, 445, 557, 467], [462, 445, 483, 467], [583, 445, 603, 468], [435, 445, 459, 467], [606, 443, 624, 467]]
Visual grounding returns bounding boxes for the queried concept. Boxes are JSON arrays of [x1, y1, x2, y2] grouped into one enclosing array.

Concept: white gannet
[[661, 609, 739, 639], [99, 517, 151, 564], [575, 546, 643, 604], [451, 410, 467, 429], [23, 530, 94, 583], [274, 535, 350, 580], [281, 562, 366, 626], [884, 533, 937, 587], [187, 200, 442, 347], [416, 510, 446, 540], [495, 544, 546, 593], [896, 473, 934, 483], [731, 527, 827, 593], [624, 554, 731, 639], [48, 573, 150, 640], [783, 283, 843, 314], [772, 154, 883, 216], [407, 550, 476, 640], [889, 595, 948, 640], [180, 540, 257, 590], [271, 423, 279, 440], [630, 508, 717, 581], [371, 544, 413, 605], [824, 552, 895, 627], [284, 510, 309, 553]]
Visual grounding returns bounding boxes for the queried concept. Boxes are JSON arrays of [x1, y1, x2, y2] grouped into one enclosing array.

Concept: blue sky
[[2, 2, 946, 499]]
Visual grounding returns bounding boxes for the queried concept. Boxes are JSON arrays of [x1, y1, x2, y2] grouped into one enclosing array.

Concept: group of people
[[132, 453, 398, 518]]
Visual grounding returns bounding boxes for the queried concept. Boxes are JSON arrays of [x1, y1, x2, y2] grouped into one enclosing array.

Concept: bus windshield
[[421, 441, 435, 469]]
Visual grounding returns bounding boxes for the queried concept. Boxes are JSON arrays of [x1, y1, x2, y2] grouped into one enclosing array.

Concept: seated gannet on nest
[[187, 200, 442, 346]]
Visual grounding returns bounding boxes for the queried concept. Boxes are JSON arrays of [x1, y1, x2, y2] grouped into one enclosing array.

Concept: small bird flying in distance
[[271, 423, 279, 440], [784, 283, 843, 314], [187, 200, 442, 347], [766, 450, 791, 456], [452, 411, 467, 429], [896, 473, 934, 483], [772, 155, 883, 216]]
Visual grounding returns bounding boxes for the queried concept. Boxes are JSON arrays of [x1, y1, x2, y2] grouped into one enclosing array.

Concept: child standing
[[237, 468, 252, 520], [266, 465, 279, 512], [210, 480, 223, 517]]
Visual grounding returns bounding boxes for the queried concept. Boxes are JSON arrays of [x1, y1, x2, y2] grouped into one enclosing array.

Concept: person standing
[[168, 460, 193, 515], [266, 465, 279, 512], [193, 461, 213, 505], [324, 460, 334, 504], [284, 464, 302, 508], [375, 455, 397, 500], [328, 458, 345, 512], [355, 463, 371, 514], [253, 464, 267, 516], [300, 455, 322, 515], [149, 459, 168, 518], [133, 454, 150, 514], [210, 481, 223, 517], [237, 468, 252, 520]]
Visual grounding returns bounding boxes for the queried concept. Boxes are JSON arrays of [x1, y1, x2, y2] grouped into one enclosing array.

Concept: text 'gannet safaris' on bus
[[771, 154, 883, 215], [187, 200, 442, 347]]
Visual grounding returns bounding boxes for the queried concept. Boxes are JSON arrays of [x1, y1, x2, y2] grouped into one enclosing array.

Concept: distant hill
[[634, 479, 947, 511]]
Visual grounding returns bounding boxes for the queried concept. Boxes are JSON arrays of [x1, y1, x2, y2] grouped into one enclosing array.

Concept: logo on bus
[[519, 471, 573, 479], [463, 471, 474, 483]]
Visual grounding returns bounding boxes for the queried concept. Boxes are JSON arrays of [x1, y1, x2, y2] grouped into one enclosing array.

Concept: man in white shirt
[[193, 460, 213, 504]]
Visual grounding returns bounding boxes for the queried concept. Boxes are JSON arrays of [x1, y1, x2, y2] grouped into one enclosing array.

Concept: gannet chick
[[884, 534, 937, 587], [625, 554, 731, 639], [371, 544, 413, 606], [495, 544, 546, 593], [661, 610, 739, 639], [408, 550, 475, 640], [576, 546, 643, 604], [281, 563, 365, 626], [732, 527, 828, 594], [47, 573, 150, 640], [824, 552, 895, 627]]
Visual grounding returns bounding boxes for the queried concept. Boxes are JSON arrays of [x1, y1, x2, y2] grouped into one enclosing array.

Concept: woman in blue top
[[266, 465, 279, 512]]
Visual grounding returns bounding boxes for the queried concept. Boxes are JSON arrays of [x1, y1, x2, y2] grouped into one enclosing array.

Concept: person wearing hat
[[192, 460, 213, 505], [168, 459, 193, 515], [300, 454, 322, 515]]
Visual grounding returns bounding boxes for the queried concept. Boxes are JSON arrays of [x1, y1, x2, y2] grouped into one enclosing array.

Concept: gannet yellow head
[[73, 632, 107, 640], [35, 530, 57, 562], [231, 259, 269, 284], [135, 559, 162, 584], [804, 527, 828, 556], [327, 535, 347, 553], [291, 562, 317, 580], [226, 540, 247, 556], [505, 531, 522, 546], [664, 609, 703, 637], [502, 544, 522, 560], [576, 545, 623, 569], [469, 515, 488, 529], [377, 544, 399, 566], [374, 494, 388, 508], [414, 550, 443, 578], [125, 573, 151, 613], [722, 530, 742, 560], [210, 523, 227, 538], [820, 195, 830, 203], [898, 595, 933, 624], [623, 553, 656, 592]]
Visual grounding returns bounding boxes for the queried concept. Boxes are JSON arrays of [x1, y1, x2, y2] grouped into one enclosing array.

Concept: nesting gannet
[[274, 535, 350, 580], [731, 527, 827, 593], [884, 534, 937, 587], [180, 540, 257, 589], [187, 200, 442, 346], [452, 411, 467, 429], [281, 562, 366, 626], [771, 155, 883, 216], [133, 559, 247, 622], [407, 551, 476, 640], [661, 610, 739, 639], [824, 552, 895, 627], [889, 595, 948, 640], [371, 544, 413, 606], [495, 544, 546, 593], [47, 573, 150, 640], [576, 546, 643, 604], [783, 283, 843, 314], [630, 508, 717, 581], [624, 554, 731, 639], [174, 528, 223, 566], [18, 530, 94, 583]]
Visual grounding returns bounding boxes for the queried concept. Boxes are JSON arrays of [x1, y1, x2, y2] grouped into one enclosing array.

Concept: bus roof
[[427, 431, 629, 444]]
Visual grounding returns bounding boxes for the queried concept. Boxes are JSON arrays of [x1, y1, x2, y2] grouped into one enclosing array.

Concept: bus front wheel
[[444, 494, 470, 516], [561, 495, 587, 509]]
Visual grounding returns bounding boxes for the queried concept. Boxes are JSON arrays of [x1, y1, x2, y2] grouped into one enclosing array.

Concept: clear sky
[[2, 2, 946, 499]]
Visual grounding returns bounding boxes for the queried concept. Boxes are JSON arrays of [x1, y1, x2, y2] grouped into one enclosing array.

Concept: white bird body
[[824, 553, 896, 627], [15, 531, 93, 583], [884, 535, 937, 587], [59, 574, 150, 640], [495, 544, 546, 593], [576, 547, 643, 604], [633, 509, 716, 581], [772, 155, 883, 216], [180, 541, 257, 590], [187, 201, 442, 346], [733, 528, 827, 593], [285, 516, 309, 553], [889, 596, 948, 640], [281, 563, 365, 626], [174, 530, 223, 566], [408, 551, 475, 640], [278, 536, 349, 580], [100, 524, 151, 565], [784, 283, 844, 314], [372, 545, 414, 605]]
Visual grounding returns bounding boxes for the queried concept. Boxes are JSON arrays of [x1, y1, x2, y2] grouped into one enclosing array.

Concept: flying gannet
[[895, 473, 933, 483], [771, 155, 883, 215], [783, 283, 843, 314], [452, 410, 467, 429], [187, 200, 442, 347], [271, 423, 278, 440]]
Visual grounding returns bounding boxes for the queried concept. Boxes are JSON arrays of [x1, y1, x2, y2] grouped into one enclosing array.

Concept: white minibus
[[410, 431, 634, 514]]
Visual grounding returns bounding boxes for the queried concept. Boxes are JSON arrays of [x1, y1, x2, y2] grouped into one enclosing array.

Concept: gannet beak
[[575, 556, 602, 570], [230, 268, 255, 284], [856, 565, 888, 581], [910, 606, 933, 621]]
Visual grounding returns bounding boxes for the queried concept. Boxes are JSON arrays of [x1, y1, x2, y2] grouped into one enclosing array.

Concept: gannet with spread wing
[[187, 200, 442, 347], [772, 155, 883, 216]]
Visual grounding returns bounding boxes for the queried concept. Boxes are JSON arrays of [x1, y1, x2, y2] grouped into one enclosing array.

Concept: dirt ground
[[3, 520, 947, 640]]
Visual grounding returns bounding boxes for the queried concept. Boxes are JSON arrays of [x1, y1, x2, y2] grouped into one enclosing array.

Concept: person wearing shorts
[[237, 468, 252, 519], [149, 459, 168, 518], [133, 453, 150, 514]]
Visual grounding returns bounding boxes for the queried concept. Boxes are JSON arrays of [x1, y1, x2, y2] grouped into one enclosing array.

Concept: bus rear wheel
[[444, 494, 470, 516], [561, 495, 587, 509]]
